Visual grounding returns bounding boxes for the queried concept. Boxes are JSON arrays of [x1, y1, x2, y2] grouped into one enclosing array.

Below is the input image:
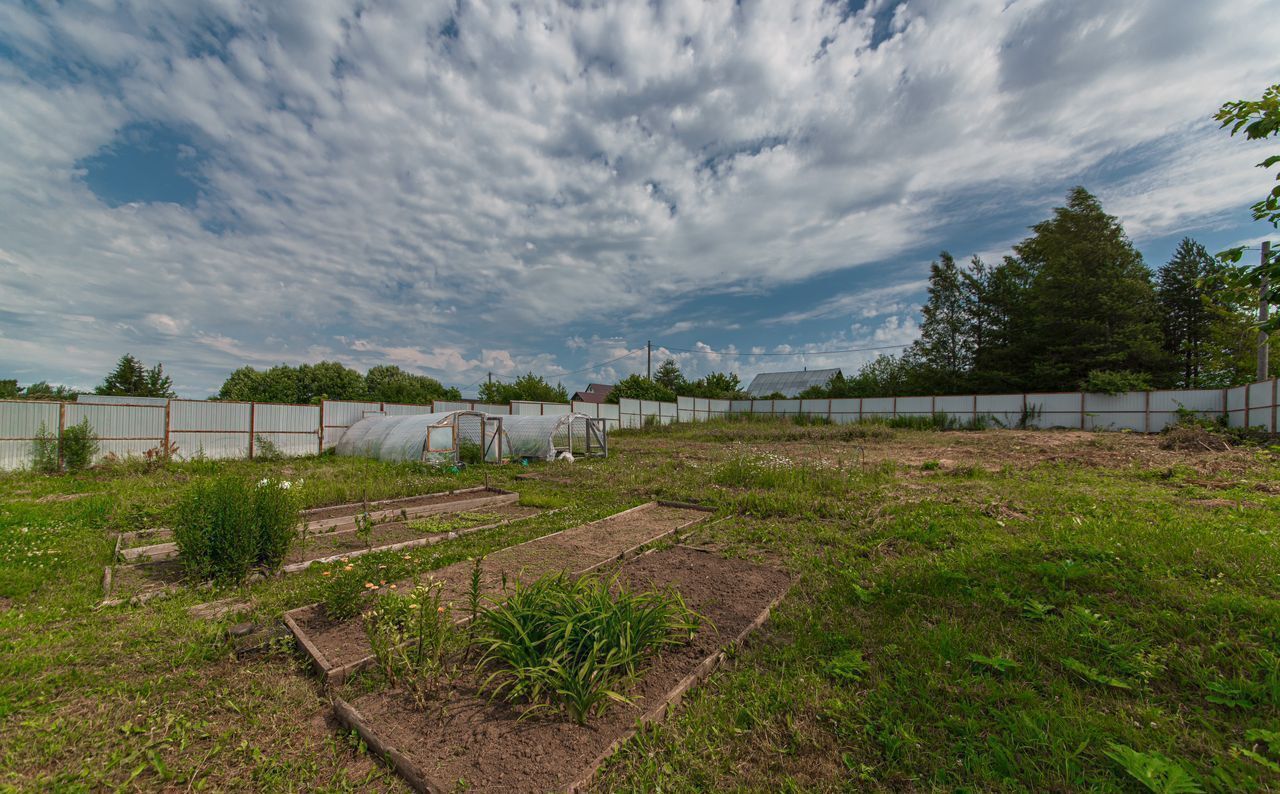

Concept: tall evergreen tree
[[653, 359, 686, 393], [909, 252, 971, 393], [96, 354, 175, 398], [960, 255, 1035, 392], [1157, 238, 1223, 387], [1016, 187, 1165, 390]]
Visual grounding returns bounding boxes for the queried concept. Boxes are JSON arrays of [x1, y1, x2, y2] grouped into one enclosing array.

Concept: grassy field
[[1, 420, 1278, 791]]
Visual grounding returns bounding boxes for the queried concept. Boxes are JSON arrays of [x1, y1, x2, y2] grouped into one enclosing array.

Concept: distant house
[[745, 368, 842, 398], [571, 383, 614, 404]]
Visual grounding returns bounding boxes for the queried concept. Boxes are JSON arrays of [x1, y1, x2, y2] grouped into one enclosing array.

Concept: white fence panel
[[829, 398, 859, 423], [1026, 393, 1082, 429], [0, 400, 60, 470], [895, 396, 932, 416], [751, 400, 774, 414], [1247, 380, 1276, 430], [708, 399, 731, 417], [1150, 389, 1221, 413], [799, 399, 828, 416], [1226, 386, 1249, 428], [773, 399, 799, 415], [935, 395, 974, 416], [253, 403, 320, 457], [862, 397, 893, 418], [730, 400, 753, 414], [169, 400, 249, 460], [65, 402, 166, 462]]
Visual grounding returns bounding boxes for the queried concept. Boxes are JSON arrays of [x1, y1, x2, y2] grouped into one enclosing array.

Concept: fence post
[[1144, 390, 1151, 434], [858, 397, 863, 422], [318, 401, 325, 454], [1273, 377, 1278, 433], [892, 396, 897, 419], [1079, 392, 1086, 430], [58, 402, 66, 469], [163, 400, 171, 454], [1245, 381, 1251, 427], [248, 402, 256, 459], [972, 394, 978, 424]]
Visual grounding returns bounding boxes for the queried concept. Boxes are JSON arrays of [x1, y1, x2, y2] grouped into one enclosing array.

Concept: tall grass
[[474, 573, 700, 724]]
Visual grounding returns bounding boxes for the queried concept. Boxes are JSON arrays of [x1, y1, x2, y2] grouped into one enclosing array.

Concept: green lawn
[[1, 422, 1278, 791]]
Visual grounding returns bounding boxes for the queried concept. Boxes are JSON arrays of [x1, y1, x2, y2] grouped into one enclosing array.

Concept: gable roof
[[745, 368, 842, 398]]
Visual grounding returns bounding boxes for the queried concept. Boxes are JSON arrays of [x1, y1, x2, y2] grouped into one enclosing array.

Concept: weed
[[1103, 742, 1202, 793], [458, 439, 485, 465], [1060, 657, 1131, 689], [967, 653, 1019, 674], [920, 460, 941, 471], [824, 650, 870, 683], [253, 434, 284, 461], [354, 511, 373, 550]]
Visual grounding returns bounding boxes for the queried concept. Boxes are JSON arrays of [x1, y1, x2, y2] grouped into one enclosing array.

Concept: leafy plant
[[172, 475, 299, 583], [967, 653, 1019, 674], [354, 510, 373, 550], [457, 439, 485, 465], [1103, 742, 1203, 793], [59, 418, 98, 471], [30, 422, 59, 474], [473, 572, 700, 724], [1060, 657, 1131, 689], [253, 434, 284, 461], [323, 565, 366, 621], [825, 650, 871, 684], [365, 580, 457, 708], [1081, 369, 1153, 395]]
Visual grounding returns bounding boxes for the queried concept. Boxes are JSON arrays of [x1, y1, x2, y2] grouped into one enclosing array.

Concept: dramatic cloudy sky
[[2, 0, 1277, 397]]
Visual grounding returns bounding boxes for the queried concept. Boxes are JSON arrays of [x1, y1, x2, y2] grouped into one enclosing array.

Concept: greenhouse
[[334, 410, 606, 464]]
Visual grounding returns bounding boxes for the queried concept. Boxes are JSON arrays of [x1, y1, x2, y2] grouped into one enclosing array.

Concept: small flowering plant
[[364, 580, 458, 707]]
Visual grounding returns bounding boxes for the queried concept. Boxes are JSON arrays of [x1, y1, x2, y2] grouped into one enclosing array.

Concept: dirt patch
[[288, 503, 712, 677], [338, 546, 790, 793], [1160, 426, 1233, 452], [290, 505, 541, 564]]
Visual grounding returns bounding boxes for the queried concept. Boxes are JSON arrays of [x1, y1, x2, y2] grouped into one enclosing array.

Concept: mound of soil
[[1159, 425, 1233, 452]]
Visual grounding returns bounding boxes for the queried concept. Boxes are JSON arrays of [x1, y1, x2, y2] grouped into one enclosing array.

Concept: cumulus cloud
[[0, 0, 1277, 394]]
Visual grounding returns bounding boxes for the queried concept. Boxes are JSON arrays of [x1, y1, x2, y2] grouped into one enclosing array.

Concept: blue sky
[[1, 0, 1277, 398]]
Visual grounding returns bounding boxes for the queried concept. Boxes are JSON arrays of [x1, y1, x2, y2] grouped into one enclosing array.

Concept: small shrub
[[173, 475, 300, 583], [30, 422, 59, 473], [825, 650, 871, 683], [323, 566, 366, 621], [60, 418, 98, 470]]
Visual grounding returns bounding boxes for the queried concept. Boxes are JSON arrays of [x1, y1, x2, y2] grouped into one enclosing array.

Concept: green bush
[[1081, 369, 1153, 395], [60, 418, 98, 470], [323, 566, 367, 621], [30, 422, 59, 473], [173, 475, 300, 583]]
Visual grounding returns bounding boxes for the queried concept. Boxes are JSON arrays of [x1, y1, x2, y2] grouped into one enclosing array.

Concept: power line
[[460, 348, 645, 392]]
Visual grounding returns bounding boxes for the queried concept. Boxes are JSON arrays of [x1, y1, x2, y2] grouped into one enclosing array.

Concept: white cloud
[[1, 0, 1277, 393]]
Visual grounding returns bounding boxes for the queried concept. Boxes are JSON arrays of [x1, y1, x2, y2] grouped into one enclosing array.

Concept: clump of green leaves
[[474, 573, 700, 724], [60, 418, 99, 471], [458, 439, 485, 465], [1103, 741, 1202, 793], [323, 565, 366, 621], [825, 650, 871, 683], [30, 422, 59, 474], [172, 475, 300, 583]]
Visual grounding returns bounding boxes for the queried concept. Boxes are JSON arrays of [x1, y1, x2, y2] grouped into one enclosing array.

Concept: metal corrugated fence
[[624, 378, 1280, 435]]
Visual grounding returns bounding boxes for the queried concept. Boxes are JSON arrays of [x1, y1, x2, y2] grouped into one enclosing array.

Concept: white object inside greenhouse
[[334, 410, 606, 464]]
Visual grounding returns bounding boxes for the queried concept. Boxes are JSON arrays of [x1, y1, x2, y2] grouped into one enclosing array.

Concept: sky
[[1, 0, 1278, 398]]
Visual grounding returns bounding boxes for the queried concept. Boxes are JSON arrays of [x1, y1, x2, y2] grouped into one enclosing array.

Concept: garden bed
[[300, 487, 518, 529], [332, 545, 791, 793], [114, 487, 520, 563], [103, 503, 544, 605], [285, 502, 712, 682]]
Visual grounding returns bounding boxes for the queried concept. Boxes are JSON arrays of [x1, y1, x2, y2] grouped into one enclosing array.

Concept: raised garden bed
[[332, 545, 791, 793], [285, 502, 713, 683], [117, 487, 520, 563], [102, 500, 542, 606]]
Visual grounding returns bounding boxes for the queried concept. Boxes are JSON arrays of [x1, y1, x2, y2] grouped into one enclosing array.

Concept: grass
[[0, 418, 1278, 789]]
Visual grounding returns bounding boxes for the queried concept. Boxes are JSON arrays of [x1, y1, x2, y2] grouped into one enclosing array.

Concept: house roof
[[571, 383, 614, 404], [745, 368, 842, 398]]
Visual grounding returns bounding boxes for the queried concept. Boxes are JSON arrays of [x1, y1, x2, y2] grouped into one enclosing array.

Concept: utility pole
[[1261, 241, 1272, 382], [646, 340, 652, 380], [487, 371, 492, 386]]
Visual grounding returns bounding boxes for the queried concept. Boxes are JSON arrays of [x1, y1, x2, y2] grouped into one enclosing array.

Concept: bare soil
[[291, 503, 710, 672], [343, 546, 791, 793], [300, 488, 513, 522], [288, 505, 541, 564]]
